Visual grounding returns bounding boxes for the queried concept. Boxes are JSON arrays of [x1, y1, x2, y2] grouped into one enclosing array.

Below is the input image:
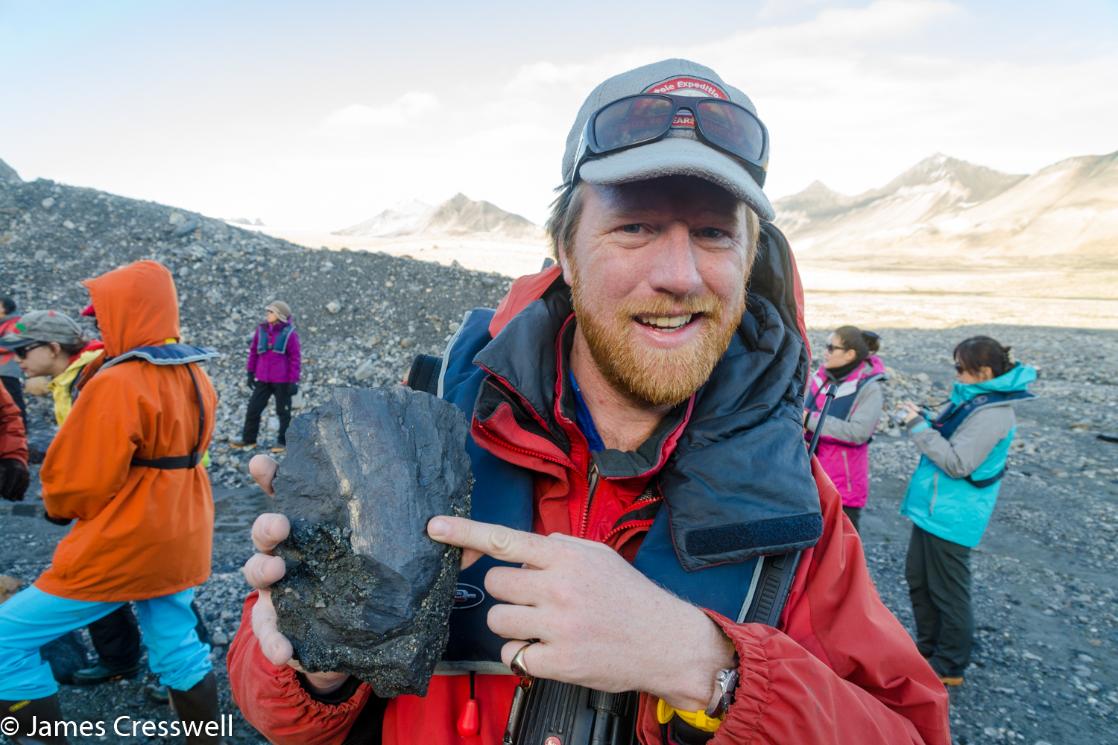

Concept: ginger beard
[[569, 261, 746, 407]]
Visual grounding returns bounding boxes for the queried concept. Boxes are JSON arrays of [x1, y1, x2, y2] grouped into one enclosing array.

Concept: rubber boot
[[168, 671, 221, 744], [0, 695, 70, 744]]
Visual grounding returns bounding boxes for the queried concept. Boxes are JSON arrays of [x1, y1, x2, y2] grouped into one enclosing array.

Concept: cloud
[[319, 91, 440, 131]]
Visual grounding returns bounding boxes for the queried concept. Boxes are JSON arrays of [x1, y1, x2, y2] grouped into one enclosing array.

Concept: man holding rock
[[229, 60, 949, 744]]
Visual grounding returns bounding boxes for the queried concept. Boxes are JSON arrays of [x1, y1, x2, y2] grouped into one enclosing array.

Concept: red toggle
[[457, 698, 480, 737]]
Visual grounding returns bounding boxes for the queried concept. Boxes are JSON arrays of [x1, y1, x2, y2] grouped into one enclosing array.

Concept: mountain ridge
[[337, 193, 540, 240], [775, 151, 1118, 266]]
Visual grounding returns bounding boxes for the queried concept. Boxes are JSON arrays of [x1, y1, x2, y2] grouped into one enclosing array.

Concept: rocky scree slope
[[0, 160, 510, 486]]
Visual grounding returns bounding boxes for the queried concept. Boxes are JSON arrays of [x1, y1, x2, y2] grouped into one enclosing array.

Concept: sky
[[1, 0, 1115, 229]]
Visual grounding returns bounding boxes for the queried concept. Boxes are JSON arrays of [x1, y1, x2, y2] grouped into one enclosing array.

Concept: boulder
[[271, 386, 472, 697]]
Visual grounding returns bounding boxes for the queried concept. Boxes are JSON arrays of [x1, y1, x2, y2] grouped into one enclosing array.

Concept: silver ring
[[510, 641, 534, 678]]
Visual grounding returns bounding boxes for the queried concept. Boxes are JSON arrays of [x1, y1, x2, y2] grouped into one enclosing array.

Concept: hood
[[951, 363, 1037, 404], [82, 260, 181, 357], [864, 354, 886, 378]]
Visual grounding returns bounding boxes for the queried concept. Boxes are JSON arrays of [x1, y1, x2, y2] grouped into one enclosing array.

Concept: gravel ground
[[2, 325, 1114, 745]]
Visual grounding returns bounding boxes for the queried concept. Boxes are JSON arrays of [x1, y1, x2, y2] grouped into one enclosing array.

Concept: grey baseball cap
[[561, 58, 773, 221], [0, 310, 84, 351]]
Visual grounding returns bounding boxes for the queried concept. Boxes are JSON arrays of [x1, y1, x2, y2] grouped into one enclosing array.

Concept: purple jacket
[[247, 319, 301, 384]]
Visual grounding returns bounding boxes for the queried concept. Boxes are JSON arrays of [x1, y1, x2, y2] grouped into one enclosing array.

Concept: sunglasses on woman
[[825, 344, 846, 353], [954, 363, 966, 374], [568, 93, 769, 188], [14, 342, 48, 359]]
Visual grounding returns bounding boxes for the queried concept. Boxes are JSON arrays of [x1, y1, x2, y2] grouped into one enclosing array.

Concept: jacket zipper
[[842, 450, 851, 489], [929, 473, 938, 514], [578, 461, 600, 539], [474, 420, 567, 468]]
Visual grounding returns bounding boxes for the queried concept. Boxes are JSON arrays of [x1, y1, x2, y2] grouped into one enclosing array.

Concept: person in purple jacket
[[803, 326, 886, 533], [233, 301, 301, 453]]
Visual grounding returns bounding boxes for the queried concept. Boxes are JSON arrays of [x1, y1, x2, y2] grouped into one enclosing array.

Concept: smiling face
[[265, 309, 278, 324], [559, 176, 755, 407]]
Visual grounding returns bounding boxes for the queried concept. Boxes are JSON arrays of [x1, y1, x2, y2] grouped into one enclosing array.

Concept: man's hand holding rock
[[427, 515, 736, 713], [242, 454, 350, 696]]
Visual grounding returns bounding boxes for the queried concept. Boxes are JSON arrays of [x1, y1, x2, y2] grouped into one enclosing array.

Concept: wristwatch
[[704, 667, 739, 718]]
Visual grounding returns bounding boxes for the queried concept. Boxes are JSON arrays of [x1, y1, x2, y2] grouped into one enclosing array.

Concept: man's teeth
[[638, 314, 693, 330]]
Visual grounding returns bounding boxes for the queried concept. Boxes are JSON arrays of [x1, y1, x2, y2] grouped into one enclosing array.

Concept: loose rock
[[271, 386, 472, 696]]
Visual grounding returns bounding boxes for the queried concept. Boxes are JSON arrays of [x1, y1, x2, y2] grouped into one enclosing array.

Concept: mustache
[[616, 295, 722, 318]]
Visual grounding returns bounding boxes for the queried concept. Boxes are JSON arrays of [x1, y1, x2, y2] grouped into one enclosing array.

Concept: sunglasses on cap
[[14, 342, 48, 359], [569, 93, 769, 188]]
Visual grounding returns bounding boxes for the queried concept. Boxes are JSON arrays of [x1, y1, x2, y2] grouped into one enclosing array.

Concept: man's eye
[[620, 224, 643, 234], [697, 227, 726, 239]]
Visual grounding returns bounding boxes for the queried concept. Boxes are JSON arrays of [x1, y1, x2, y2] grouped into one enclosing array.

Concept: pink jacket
[[805, 356, 886, 508]]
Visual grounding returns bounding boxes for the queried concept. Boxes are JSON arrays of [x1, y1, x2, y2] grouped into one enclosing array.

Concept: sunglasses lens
[[593, 96, 675, 152], [694, 100, 765, 161]]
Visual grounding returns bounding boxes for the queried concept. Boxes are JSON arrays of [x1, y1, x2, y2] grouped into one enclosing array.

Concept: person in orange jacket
[[227, 60, 949, 745], [0, 260, 224, 744], [0, 382, 29, 502]]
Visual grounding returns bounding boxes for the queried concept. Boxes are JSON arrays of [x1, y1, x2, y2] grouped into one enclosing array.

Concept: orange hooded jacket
[[35, 260, 218, 602]]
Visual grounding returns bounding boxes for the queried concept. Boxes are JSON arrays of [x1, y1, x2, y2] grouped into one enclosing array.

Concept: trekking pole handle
[[807, 384, 837, 459]]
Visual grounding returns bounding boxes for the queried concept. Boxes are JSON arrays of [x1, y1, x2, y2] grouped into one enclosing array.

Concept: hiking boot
[[169, 671, 221, 744], [72, 661, 141, 685], [229, 440, 257, 450], [145, 683, 171, 704], [1, 694, 69, 743], [938, 675, 964, 687]]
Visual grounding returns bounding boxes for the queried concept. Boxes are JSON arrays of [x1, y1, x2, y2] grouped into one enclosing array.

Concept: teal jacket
[[900, 364, 1037, 547]]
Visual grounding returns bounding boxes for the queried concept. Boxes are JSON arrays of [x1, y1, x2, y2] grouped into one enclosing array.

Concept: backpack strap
[[406, 354, 443, 396], [739, 550, 801, 625], [131, 363, 207, 470]]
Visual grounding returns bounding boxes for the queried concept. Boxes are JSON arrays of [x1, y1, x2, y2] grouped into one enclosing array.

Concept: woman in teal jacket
[[898, 336, 1036, 686]]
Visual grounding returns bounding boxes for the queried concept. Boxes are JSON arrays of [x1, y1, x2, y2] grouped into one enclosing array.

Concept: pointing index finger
[[428, 516, 554, 568]]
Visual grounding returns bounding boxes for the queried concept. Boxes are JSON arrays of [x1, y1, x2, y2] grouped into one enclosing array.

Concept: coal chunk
[[271, 386, 472, 697]]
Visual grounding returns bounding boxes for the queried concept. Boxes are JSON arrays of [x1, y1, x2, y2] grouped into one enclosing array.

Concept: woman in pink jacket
[[804, 326, 886, 533]]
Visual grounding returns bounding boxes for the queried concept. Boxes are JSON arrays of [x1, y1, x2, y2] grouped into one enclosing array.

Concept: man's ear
[[557, 242, 574, 286]]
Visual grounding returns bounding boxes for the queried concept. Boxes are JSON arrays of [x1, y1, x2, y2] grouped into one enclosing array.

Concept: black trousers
[[242, 382, 293, 446], [89, 601, 210, 669], [1, 375, 26, 429], [905, 524, 973, 677], [88, 605, 141, 669], [842, 505, 862, 534]]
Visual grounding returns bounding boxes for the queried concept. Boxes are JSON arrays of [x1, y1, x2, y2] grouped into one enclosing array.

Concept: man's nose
[[645, 224, 703, 296]]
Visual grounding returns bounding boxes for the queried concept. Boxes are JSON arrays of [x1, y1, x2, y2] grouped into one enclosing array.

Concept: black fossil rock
[[271, 386, 472, 697]]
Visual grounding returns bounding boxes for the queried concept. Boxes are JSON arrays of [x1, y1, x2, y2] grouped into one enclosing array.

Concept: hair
[[56, 340, 87, 356], [833, 326, 880, 362], [545, 181, 761, 265], [0, 297, 15, 314], [545, 182, 587, 260], [954, 336, 1014, 377]]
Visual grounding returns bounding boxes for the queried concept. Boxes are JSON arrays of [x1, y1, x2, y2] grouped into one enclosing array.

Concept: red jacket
[[227, 268, 949, 745], [0, 383, 27, 465]]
